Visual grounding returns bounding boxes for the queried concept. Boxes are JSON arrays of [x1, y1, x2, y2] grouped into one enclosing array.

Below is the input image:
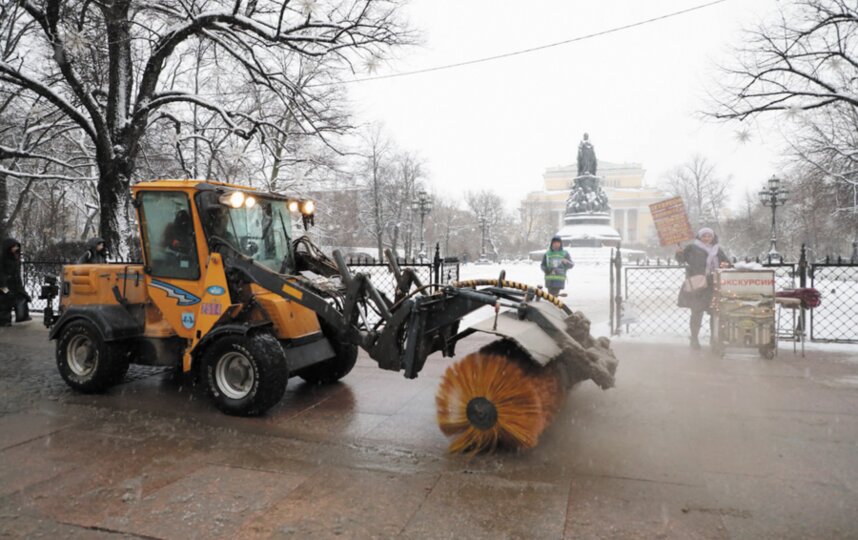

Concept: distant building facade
[[522, 160, 668, 246]]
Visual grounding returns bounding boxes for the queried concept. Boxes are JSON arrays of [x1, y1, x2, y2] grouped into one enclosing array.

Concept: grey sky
[[348, 0, 783, 209]]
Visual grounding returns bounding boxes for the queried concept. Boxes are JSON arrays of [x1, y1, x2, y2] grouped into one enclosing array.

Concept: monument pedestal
[[556, 173, 621, 248]]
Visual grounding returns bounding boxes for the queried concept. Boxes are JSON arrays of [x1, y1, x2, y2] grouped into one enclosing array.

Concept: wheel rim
[[67, 334, 97, 377], [215, 351, 255, 399]]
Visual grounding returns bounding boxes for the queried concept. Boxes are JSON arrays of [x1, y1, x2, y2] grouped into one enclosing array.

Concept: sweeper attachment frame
[[44, 181, 617, 453], [218, 248, 619, 453]]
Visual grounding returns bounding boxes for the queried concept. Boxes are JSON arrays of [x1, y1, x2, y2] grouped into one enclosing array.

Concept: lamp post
[[411, 189, 433, 261], [759, 174, 789, 262], [477, 215, 488, 258]]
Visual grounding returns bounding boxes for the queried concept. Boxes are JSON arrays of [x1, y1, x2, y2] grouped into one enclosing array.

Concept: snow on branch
[[0, 167, 97, 181], [712, 0, 858, 120]]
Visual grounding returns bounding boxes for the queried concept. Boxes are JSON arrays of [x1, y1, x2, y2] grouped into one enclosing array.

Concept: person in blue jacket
[[540, 236, 574, 297]]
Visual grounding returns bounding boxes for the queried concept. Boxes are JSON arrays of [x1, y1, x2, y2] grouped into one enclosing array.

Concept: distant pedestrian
[[541, 236, 574, 297], [77, 237, 108, 264], [676, 227, 730, 350], [0, 238, 31, 326]]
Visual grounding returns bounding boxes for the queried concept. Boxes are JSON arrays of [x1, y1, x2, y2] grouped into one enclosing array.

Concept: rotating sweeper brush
[[436, 280, 618, 454]]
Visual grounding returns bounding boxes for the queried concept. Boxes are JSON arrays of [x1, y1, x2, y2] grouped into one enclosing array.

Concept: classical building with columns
[[521, 160, 668, 247]]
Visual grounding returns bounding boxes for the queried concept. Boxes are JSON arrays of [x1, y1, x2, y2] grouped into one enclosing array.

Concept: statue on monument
[[577, 133, 597, 176], [565, 132, 610, 215]]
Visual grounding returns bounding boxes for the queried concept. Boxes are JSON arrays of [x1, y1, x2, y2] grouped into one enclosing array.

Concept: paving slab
[[1, 324, 857, 539], [236, 467, 437, 539]]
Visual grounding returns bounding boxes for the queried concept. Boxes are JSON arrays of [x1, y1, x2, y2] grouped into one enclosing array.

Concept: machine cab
[[132, 181, 317, 345]]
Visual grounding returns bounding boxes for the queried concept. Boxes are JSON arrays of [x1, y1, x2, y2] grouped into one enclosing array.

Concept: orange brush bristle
[[436, 345, 567, 454]]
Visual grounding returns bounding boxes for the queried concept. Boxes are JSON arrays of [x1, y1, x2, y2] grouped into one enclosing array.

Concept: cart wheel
[[759, 345, 776, 359]]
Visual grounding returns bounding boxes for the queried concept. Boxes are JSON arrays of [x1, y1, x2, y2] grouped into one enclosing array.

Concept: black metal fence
[[609, 246, 857, 343], [810, 260, 858, 342], [20, 248, 461, 315], [22, 261, 65, 312], [345, 257, 460, 302]]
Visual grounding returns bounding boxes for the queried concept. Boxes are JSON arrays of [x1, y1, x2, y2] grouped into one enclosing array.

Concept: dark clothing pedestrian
[[0, 238, 30, 325], [77, 237, 108, 264], [676, 229, 730, 349], [541, 236, 574, 296]]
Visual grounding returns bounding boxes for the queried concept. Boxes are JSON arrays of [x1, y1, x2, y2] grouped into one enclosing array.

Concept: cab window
[[138, 191, 200, 280]]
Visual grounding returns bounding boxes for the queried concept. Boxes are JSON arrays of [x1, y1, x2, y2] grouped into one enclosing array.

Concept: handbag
[[681, 274, 708, 293]]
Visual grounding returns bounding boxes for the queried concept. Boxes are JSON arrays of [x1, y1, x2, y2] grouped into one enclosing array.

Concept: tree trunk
[[97, 159, 133, 258], [0, 175, 7, 240]]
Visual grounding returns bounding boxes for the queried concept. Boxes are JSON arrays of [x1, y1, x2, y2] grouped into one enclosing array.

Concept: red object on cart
[[775, 288, 821, 309]]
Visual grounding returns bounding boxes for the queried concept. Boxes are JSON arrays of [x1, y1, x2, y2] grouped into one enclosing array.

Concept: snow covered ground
[[457, 260, 612, 332]]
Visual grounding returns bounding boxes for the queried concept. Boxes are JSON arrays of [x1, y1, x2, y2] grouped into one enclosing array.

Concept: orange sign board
[[649, 197, 694, 246]]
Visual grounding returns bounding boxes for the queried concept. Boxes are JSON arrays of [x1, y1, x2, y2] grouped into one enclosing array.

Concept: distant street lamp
[[759, 174, 789, 262], [477, 215, 488, 258], [411, 189, 433, 261]]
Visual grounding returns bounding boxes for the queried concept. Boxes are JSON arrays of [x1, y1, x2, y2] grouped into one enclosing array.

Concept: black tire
[[203, 332, 288, 416], [296, 319, 358, 385], [56, 320, 130, 393]]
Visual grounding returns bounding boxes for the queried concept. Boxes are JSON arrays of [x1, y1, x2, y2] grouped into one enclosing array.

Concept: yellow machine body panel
[[60, 264, 146, 308], [251, 285, 322, 339], [129, 180, 323, 371]]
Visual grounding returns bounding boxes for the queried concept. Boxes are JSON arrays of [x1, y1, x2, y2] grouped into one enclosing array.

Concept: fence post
[[614, 245, 623, 336], [798, 243, 807, 288], [798, 243, 808, 338], [609, 248, 615, 335], [432, 243, 441, 287]]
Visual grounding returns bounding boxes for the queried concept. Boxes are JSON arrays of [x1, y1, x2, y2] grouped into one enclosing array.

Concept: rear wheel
[[56, 321, 129, 393], [203, 332, 288, 416], [296, 320, 358, 385]]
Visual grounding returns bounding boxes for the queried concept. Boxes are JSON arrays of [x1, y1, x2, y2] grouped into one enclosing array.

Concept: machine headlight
[[301, 200, 315, 215], [288, 200, 300, 213], [219, 191, 245, 208], [245, 195, 256, 208]]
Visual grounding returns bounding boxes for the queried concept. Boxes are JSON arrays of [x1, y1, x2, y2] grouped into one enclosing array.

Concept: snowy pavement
[[2, 319, 858, 538]]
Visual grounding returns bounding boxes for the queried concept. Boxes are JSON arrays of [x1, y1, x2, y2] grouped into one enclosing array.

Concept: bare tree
[[384, 151, 423, 257], [713, 0, 858, 121], [426, 197, 470, 258], [659, 155, 731, 230], [0, 90, 96, 240], [465, 190, 504, 259], [0, 0, 409, 253], [357, 125, 394, 261], [712, 0, 858, 255], [721, 189, 771, 257]]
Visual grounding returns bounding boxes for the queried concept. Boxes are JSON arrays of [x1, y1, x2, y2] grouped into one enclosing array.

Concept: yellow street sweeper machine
[[42, 180, 618, 453]]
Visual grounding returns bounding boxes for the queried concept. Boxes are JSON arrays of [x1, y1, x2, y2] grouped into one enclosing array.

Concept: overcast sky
[[346, 0, 784, 210]]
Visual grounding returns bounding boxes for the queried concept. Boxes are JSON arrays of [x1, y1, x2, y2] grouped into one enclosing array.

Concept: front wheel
[[56, 320, 129, 393], [203, 332, 288, 416]]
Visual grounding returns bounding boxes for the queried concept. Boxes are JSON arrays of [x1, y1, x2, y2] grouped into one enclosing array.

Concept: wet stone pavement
[[1, 321, 857, 539]]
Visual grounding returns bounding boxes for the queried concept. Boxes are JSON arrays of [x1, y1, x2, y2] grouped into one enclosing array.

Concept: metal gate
[[610, 246, 857, 343]]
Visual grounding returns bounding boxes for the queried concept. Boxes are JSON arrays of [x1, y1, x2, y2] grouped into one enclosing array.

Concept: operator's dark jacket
[[676, 242, 729, 312], [0, 238, 25, 295], [77, 237, 108, 264]]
